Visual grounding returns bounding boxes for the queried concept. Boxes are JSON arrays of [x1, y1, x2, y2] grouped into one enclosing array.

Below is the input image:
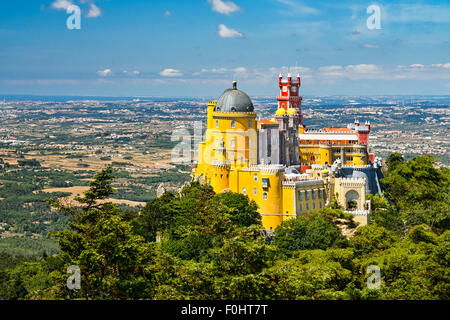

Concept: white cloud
[[233, 67, 247, 73], [97, 69, 113, 77], [318, 65, 343, 72], [123, 70, 140, 76], [51, 0, 73, 10], [86, 3, 102, 18], [159, 69, 183, 77], [208, 0, 241, 15], [217, 24, 244, 38], [432, 63, 450, 69], [194, 67, 247, 75], [361, 43, 381, 49], [191, 63, 450, 84], [164, 10, 172, 17]]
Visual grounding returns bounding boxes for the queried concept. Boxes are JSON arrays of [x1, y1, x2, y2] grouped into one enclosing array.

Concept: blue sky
[[0, 0, 449, 97]]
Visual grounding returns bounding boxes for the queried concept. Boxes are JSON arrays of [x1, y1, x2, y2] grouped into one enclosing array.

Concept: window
[[248, 120, 252, 128], [306, 203, 309, 211], [262, 178, 269, 188], [313, 190, 317, 199], [230, 139, 236, 147], [215, 120, 219, 128], [253, 188, 257, 196], [299, 191, 304, 201], [319, 189, 324, 199], [215, 138, 219, 147], [231, 120, 236, 128], [242, 188, 247, 195], [319, 201, 322, 209], [263, 192, 268, 200], [299, 204, 303, 212], [313, 202, 315, 209], [306, 191, 311, 200], [254, 173, 258, 182]]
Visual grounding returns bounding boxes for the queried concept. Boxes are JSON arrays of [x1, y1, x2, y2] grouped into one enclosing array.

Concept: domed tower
[[196, 81, 257, 193]]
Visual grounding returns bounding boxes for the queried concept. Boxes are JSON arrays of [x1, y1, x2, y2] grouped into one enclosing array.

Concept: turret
[[276, 72, 303, 117]]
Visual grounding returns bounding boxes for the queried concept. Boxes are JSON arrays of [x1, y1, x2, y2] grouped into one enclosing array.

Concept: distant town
[[1, 95, 448, 169]]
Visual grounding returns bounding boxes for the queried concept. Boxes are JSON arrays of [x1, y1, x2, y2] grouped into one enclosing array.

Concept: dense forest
[[0, 153, 448, 300]]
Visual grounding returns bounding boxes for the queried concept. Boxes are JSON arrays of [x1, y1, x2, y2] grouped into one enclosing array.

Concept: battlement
[[211, 160, 231, 168], [213, 112, 257, 118], [339, 177, 366, 185], [304, 129, 355, 134], [342, 164, 373, 169], [282, 179, 323, 188]]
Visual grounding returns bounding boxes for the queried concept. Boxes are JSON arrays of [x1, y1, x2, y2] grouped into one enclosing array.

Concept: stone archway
[[345, 190, 359, 211]]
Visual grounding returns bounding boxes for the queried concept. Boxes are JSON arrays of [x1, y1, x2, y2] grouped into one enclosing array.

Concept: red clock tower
[[277, 73, 303, 123]]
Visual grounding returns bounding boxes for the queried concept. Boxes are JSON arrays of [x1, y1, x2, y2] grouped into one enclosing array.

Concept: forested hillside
[[0, 153, 448, 300]]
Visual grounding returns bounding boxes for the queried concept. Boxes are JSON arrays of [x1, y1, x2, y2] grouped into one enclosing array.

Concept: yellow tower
[[195, 81, 257, 195]]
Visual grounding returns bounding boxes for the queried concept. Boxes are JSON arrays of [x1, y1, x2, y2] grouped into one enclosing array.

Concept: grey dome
[[215, 81, 254, 113]]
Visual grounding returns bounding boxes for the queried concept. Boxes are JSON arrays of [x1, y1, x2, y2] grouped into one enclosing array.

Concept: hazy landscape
[[0, 95, 448, 256]]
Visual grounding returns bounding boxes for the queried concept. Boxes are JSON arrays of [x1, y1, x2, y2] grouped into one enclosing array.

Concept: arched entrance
[[345, 190, 359, 211]]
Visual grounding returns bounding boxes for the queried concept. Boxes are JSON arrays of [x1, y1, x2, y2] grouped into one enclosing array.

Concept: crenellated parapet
[[213, 112, 257, 119], [282, 179, 323, 188], [342, 164, 372, 170]]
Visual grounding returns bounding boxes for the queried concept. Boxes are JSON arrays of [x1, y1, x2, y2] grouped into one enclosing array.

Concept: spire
[[232, 80, 237, 90]]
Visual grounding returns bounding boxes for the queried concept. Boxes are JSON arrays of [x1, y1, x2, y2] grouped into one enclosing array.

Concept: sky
[[0, 0, 449, 97]]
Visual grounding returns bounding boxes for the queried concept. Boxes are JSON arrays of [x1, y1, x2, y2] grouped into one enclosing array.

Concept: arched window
[[231, 120, 236, 128]]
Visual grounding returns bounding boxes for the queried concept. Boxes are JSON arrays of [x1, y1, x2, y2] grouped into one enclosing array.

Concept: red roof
[[258, 120, 276, 124], [322, 127, 354, 133]]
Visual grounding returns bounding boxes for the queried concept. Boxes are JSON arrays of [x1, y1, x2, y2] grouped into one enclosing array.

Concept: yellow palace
[[194, 77, 382, 230]]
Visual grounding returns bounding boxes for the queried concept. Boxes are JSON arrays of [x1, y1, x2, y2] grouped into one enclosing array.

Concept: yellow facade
[[299, 144, 369, 166], [195, 86, 371, 230], [195, 99, 327, 230]]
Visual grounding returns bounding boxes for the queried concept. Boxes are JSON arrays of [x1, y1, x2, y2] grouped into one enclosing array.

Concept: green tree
[[349, 223, 399, 256], [381, 155, 450, 234], [273, 212, 347, 255], [48, 166, 155, 299], [210, 192, 261, 227]]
